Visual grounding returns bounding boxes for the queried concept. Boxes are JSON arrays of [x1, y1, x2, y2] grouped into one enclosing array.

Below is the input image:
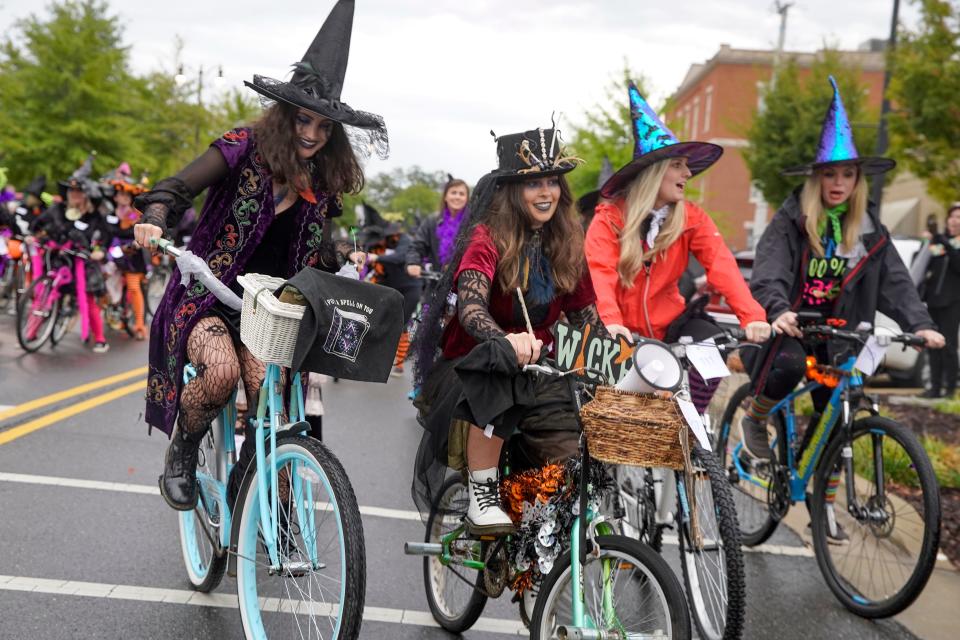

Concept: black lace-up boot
[[159, 423, 208, 511]]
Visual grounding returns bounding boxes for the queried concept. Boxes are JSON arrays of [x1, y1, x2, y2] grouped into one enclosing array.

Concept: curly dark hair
[[485, 177, 583, 295], [251, 102, 364, 195]]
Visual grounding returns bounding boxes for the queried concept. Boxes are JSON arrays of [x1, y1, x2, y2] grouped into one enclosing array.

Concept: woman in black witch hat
[[133, 0, 387, 511], [412, 124, 605, 537]]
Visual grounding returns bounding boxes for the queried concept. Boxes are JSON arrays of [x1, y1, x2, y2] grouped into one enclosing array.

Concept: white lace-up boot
[[465, 467, 514, 536]]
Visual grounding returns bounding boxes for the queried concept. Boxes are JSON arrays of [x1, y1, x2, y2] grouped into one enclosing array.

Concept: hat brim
[[492, 164, 578, 183], [600, 142, 723, 198], [781, 156, 896, 177], [244, 77, 384, 131]]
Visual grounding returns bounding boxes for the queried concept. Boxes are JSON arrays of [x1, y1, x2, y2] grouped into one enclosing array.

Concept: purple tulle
[[436, 206, 466, 267]]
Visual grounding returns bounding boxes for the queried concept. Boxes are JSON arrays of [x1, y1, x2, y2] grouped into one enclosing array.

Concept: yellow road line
[[0, 380, 146, 446], [0, 366, 148, 423]]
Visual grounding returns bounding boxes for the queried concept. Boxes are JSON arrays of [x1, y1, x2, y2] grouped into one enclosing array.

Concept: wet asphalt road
[[0, 310, 937, 640]]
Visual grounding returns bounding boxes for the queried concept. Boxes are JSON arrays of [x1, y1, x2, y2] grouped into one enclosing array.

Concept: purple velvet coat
[[146, 128, 342, 437]]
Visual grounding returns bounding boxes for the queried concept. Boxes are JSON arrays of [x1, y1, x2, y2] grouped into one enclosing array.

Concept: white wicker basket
[[237, 273, 306, 367]]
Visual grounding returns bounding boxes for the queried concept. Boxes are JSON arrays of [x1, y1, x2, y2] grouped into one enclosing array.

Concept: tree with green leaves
[[888, 0, 960, 205], [0, 0, 141, 185], [744, 51, 878, 209], [565, 63, 648, 198]]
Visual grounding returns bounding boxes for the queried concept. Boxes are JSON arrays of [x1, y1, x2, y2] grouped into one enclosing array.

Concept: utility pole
[[770, 1, 794, 90], [870, 0, 901, 215]]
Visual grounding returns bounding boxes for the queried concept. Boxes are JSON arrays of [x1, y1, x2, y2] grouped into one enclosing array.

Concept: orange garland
[[499, 463, 568, 524]]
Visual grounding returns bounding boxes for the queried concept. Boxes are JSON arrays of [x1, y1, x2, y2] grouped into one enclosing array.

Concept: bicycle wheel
[[613, 465, 663, 552], [16, 276, 59, 352], [49, 293, 76, 345], [178, 418, 228, 592], [678, 447, 745, 640], [235, 434, 365, 639], [423, 474, 487, 632], [810, 416, 941, 618], [717, 382, 779, 546], [145, 264, 170, 321], [531, 534, 691, 640]]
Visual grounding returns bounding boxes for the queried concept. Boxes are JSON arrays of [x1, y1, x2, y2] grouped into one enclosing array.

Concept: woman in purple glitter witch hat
[[739, 77, 945, 505], [133, 0, 386, 512]]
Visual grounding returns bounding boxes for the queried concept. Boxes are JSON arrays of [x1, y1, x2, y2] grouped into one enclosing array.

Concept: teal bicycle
[[406, 360, 691, 640], [157, 239, 366, 639], [716, 315, 941, 618]]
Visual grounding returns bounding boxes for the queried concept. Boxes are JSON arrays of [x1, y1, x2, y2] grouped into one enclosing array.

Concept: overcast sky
[[0, 0, 917, 184]]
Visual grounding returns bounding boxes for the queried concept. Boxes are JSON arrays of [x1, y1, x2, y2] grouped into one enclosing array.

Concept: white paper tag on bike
[[106, 215, 119, 224], [685, 338, 730, 380], [676, 398, 711, 450], [73, 220, 89, 231], [855, 335, 888, 376], [0, 236, 7, 255]]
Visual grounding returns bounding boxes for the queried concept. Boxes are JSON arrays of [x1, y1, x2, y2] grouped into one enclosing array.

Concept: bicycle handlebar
[[801, 324, 927, 348], [153, 238, 242, 311]]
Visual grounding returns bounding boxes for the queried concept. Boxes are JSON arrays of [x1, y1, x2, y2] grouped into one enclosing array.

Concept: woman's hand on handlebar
[[745, 320, 772, 343], [348, 251, 366, 267], [916, 329, 946, 349], [604, 323, 633, 342], [406, 264, 422, 278], [506, 332, 543, 366], [134, 223, 164, 253], [771, 311, 802, 338]]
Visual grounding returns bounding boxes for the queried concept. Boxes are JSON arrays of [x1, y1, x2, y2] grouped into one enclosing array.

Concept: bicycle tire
[[422, 474, 488, 632], [177, 417, 228, 593], [16, 276, 58, 352], [678, 447, 745, 640], [614, 465, 664, 552], [49, 293, 76, 346], [145, 265, 170, 321], [810, 416, 941, 618], [235, 434, 365, 639], [530, 534, 691, 640], [717, 382, 779, 546]]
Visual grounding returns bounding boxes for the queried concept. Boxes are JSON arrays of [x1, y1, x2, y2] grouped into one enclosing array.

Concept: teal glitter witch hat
[[783, 76, 894, 177], [601, 81, 723, 198]]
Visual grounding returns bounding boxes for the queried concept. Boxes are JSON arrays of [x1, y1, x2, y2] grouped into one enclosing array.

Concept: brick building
[[669, 44, 886, 250]]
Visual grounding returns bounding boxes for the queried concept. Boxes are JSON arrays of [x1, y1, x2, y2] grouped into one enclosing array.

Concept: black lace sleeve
[[134, 146, 229, 233], [458, 269, 507, 342], [566, 303, 609, 338]]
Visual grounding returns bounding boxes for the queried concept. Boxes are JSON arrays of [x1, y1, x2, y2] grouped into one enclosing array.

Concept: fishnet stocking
[[180, 316, 242, 434]]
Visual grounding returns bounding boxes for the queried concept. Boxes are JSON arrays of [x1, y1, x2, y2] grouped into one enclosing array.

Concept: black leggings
[[929, 303, 960, 392], [744, 336, 834, 410]]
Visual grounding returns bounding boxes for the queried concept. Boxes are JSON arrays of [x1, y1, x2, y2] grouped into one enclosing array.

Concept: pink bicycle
[[16, 239, 92, 352]]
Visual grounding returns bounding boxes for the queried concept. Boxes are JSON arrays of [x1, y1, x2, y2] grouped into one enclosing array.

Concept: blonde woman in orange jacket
[[585, 82, 770, 411]]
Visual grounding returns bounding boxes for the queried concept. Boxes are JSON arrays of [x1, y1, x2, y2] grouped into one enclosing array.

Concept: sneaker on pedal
[[740, 414, 772, 461], [465, 468, 514, 536]]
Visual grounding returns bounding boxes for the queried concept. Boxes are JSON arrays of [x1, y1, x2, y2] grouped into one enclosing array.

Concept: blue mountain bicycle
[[157, 239, 365, 639], [716, 317, 941, 618]]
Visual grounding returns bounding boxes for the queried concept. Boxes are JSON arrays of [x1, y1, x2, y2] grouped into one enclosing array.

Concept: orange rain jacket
[[585, 199, 765, 340]]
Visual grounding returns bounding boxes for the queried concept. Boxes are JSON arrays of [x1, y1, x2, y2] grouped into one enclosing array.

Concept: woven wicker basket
[[580, 386, 689, 469], [237, 273, 306, 367]]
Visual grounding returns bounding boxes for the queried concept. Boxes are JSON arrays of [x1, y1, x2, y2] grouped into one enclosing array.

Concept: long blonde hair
[[800, 169, 868, 257], [616, 159, 687, 286]]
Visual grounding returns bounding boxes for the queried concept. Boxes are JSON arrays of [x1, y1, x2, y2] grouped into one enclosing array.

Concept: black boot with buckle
[[159, 422, 208, 511]]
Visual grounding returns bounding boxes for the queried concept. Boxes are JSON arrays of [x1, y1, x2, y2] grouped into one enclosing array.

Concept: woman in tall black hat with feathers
[[133, 0, 387, 511], [412, 125, 605, 536]]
